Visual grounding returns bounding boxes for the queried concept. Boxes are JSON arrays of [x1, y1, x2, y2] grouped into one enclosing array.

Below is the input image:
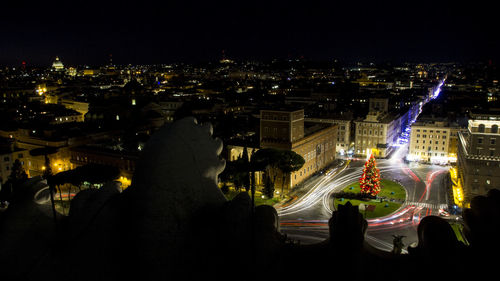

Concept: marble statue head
[[132, 116, 226, 206]]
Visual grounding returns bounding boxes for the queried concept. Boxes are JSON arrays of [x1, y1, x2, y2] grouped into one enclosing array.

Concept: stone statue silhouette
[[59, 117, 283, 281], [391, 235, 405, 255], [0, 117, 498, 281]]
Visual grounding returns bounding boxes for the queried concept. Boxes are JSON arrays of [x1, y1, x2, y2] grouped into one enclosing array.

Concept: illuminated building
[[60, 98, 89, 116], [0, 139, 30, 183], [0, 126, 115, 178], [352, 73, 394, 90], [25, 147, 73, 177], [260, 109, 337, 191], [354, 98, 402, 158], [226, 145, 263, 186], [50, 111, 84, 124], [51, 56, 65, 71], [70, 146, 138, 189], [67, 67, 77, 76], [457, 112, 500, 205], [44, 94, 58, 104], [449, 167, 464, 207], [407, 119, 461, 164], [305, 117, 352, 154], [83, 69, 99, 76], [36, 84, 48, 96]]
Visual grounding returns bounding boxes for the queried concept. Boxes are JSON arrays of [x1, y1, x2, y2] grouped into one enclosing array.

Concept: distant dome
[[52, 57, 65, 71]]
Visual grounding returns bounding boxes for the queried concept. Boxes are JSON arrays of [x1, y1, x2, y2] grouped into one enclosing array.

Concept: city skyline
[[1, 3, 500, 279], [1, 1, 499, 66]]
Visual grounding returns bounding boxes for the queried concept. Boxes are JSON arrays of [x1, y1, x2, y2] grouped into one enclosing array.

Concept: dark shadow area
[[1, 118, 498, 281]]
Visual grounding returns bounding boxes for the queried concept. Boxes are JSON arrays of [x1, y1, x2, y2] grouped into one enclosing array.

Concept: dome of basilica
[[52, 56, 64, 71]]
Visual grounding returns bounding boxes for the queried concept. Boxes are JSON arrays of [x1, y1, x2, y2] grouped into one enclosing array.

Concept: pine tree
[[44, 155, 58, 224], [241, 145, 250, 192], [9, 159, 27, 184], [262, 174, 274, 199], [359, 154, 381, 196]]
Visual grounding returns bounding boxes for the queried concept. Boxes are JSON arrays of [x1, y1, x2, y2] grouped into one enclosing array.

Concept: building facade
[[354, 112, 401, 158], [305, 117, 351, 154], [457, 113, 500, 205], [408, 119, 460, 164], [260, 109, 305, 150], [260, 109, 337, 192], [0, 140, 30, 184], [354, 98, 403, 158], [70, 146, 138, 188]]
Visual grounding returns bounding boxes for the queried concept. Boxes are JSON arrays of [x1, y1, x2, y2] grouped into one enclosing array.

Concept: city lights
[[0, 2, 498, 279]]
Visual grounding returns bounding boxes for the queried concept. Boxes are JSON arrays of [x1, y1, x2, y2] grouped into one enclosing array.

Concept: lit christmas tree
[[359, 154, 381, 196]]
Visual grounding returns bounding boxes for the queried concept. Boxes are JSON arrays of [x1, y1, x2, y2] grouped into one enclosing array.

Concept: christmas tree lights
[[359, 153, 381, 196]]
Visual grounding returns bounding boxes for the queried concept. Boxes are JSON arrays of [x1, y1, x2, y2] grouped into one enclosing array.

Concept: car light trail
[[278, 164, 406, 217]]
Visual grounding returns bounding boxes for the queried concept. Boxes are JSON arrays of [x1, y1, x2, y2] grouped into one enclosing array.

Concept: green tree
[[9, 159, 28, 184], [43, 155, 58, 223], [249, 148, 257, 204], [219, 158, 235, 190], [251, 148, 280, 182], [276, 150, 305, 197], [250, 148, 280, 207], [262, 174, 275, 199], [241, 146, 250, 192], [0, 159, 29, 203]]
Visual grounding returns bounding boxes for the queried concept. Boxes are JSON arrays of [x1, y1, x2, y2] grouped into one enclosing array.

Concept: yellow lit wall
[[117, 176, 131, 189], [450, 167, 464, 207]]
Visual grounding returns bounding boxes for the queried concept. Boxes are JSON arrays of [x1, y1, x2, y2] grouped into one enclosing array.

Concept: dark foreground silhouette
[[1, 118, 498, 281], [2, 180, 498, 281]]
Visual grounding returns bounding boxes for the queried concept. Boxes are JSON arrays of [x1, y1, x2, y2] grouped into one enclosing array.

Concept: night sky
[[1, 1, 498, 66]]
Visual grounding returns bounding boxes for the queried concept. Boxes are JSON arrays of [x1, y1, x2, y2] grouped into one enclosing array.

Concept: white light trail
[[278, 164, 406, 217]]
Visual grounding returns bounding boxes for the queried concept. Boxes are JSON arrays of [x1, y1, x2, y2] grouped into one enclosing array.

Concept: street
[[277, 144, 451, 252]]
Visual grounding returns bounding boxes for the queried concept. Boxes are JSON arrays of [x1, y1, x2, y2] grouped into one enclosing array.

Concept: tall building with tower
[[457, 112, 500, 206], [260, 108, 337, 192]]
